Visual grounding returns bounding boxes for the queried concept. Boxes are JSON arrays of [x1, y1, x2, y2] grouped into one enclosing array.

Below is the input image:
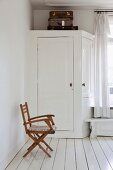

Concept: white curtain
[[94, 13, 111, 118]]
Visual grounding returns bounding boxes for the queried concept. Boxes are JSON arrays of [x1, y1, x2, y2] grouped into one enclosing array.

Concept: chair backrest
[[20, 102, 31, 133]]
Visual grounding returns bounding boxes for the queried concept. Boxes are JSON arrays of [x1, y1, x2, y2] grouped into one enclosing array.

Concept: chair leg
[[35, 133, 51, 157], [23, 132, 52, 158], [42, 140, 53, 151], [23, 143, 37, 157], [24, 142, 51, 158], [36, 134, 53, 151], [38, 143, 51, 157], [27, 142, 35, 150]]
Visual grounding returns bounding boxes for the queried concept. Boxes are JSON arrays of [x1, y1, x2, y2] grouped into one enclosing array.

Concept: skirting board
[[85, 118, 113, 138], [0, 139, 27, 170]]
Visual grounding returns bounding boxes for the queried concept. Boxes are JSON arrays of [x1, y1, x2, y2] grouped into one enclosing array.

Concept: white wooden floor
[[5, 137, 113, 170]]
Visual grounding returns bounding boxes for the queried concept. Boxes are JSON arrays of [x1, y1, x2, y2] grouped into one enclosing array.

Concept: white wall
[[0, 0, 32, 169], [33, 9, 95, 33]]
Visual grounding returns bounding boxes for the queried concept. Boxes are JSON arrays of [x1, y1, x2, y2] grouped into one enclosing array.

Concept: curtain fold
[[94, 13, 111, 118]]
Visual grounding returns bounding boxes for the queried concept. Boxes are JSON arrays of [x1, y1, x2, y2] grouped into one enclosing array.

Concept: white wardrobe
[[26, 30, 94, 138]]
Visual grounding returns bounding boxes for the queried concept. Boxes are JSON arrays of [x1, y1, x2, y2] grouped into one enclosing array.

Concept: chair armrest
[[25, 118, 55, 130], [24, 118, 49, 125], [29, 114, 55, 120]]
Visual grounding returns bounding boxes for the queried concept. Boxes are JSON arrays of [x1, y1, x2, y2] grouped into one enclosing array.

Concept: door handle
[[70, 83, 72, 87], [82, 83, 85, 86]]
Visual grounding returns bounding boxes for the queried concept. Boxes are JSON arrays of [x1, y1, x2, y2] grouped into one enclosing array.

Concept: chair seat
[[29, 125, 56, 132]]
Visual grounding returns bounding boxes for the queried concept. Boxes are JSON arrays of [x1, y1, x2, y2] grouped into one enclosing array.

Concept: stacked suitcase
[[47, 11, 78, 30]]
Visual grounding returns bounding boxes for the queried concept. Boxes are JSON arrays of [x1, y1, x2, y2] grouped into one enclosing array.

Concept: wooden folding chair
[[20, 102, 55, 158]]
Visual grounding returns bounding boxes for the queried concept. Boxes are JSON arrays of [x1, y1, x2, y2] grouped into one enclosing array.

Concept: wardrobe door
[[37, 37, 74, 131], [82, 37, 92, 98]]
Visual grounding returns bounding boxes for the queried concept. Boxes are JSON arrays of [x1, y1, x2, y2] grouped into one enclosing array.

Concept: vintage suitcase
[[49, 11, 73, 19], [47, 26, 78, 30], [48, 18, 73, 27]]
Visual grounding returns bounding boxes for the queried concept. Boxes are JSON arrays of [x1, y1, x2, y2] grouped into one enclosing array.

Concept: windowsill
[[85, 118, 113, 123], [90, 105, 113, 110]]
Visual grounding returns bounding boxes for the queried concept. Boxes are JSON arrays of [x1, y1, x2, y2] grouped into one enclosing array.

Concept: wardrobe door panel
[[37, 37, 74, 131], [82, 38, 91, 98]]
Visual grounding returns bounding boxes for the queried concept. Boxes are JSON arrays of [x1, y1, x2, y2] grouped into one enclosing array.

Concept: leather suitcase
[[48, 18, 73, 27], [47, 26, 78, 30], [49, 11, 73, 19]]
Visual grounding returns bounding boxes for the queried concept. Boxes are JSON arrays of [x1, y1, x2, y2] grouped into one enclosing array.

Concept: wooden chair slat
[[23, 110, 27, 113]]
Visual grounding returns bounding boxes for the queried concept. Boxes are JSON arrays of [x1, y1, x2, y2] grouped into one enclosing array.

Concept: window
[[108, 16, 113, 106]]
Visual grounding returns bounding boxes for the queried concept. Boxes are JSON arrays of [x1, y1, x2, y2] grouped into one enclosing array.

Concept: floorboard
[[83, 138, 100, 170], [65, 139, 76, 170], [52, 139, 66, 170], [28, 138, 51, 170], [90, 138, 112, 170], [5, 137, 113, 170], [16, 140, 38, 170], [104, 137, 113, 151], [97, 137, 113, 169], [75, 139, 88, 170], [5, 140, 31, 170], [41, 138, 58, 170]]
